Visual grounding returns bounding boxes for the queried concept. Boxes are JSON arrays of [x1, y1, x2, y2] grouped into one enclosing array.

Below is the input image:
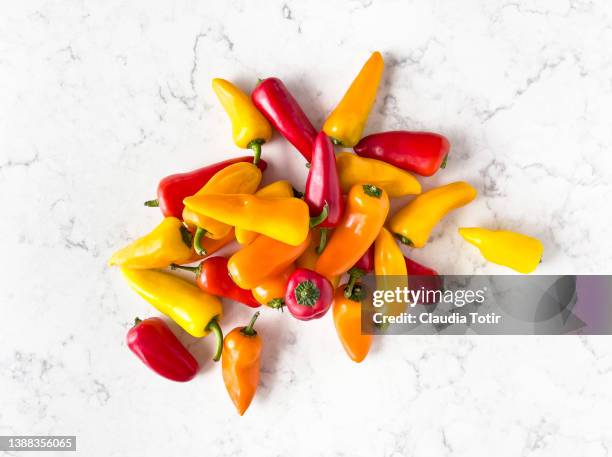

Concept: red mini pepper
[[172, 257, 261, 308], [144, 156, 267, 218], [404, 256, 442, 305], [252, 78, 317, 162], [285, 268, 333, 321], [126, 317, 199, 382], [354, 131, 450, 177], [304, 132, 344, 253], [344, 243, 374, 298]]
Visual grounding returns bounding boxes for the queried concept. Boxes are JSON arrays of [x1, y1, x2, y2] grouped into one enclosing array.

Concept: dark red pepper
[[126, 317, 199, 382], [354, 131, 450, 177], [304, 132, 344, 253], [404, 256, 442, 305], [144, 156, 267, 219], [285, 268, 333, 321], [252, 78, 317, 162], [344, 244, 374, 298], [172, 257, 261, 308]]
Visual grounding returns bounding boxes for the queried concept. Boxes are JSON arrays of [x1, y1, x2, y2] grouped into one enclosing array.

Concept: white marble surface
[[2, 0, 612, 456]]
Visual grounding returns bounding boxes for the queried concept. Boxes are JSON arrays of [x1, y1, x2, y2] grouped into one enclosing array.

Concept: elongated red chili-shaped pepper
[[252, 78, 317, 162], [172, 257, 261, 308], [144, 157, 267, 218], [354, 131, 450, 177], [304, 132, 343, 253], [126, 317, 199, 382], [344, 243, 374, 298], [404, 256, 442, 305]]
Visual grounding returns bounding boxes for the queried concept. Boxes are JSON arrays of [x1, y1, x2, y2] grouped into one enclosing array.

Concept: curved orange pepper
[[333, 284, 372, 363], [251, 264, 295, 308]]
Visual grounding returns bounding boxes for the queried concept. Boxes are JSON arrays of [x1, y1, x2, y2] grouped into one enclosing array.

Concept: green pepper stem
[[316, 227, 328, 254], [292, 187, 304, 199], [362, 184, 382, 198], [344, 267, 365, 298], [440, 154, 448, 169], [133, 317, 143, 326], [309, 202, 329, 228], [331, 137, 343, 146], [170, 263, 201, 276], [144, 199, 159, 207], [242, 311, 260, 336], [206, 318, 223, 362], [395, 234, 413, 246], [294, 280, 320, 307], [345, 284, 364, 302], [193, 227, 208, 256], [248, 139, 264, 165], [267, 298, 285, 310]]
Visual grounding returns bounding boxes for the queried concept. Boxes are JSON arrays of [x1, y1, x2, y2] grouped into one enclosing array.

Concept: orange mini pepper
[[228, 233, 311, 289], [251, 264, 295, 309], [374, 227, 408, 318], [333, 283, 372, 363], [316, 184, 389, 279], [222, 312, 262, 416]]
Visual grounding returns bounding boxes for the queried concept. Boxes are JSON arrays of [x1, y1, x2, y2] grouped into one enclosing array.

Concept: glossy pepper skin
[[390, 181, 477, 248], [354, 131, 450, 177], [228, 233, 311, 289], [172, 257, 261, 308], [458, 228, 543, 274], [323, 51, 384, 147], [375, 227, 408, 317], [251, 264, 295, 309], [235, 180, 295, 245], [144, 157, 267, 219], [285, 268, 334, 321], [109, 217, 195, 269], [333, 284, 372, 363], [404, 256, 442, 305], [212, 78, 272, 163], [182, 162, 263, 243], [120, 268, 224, 360], [344, 243, 374, 298], [305, 132, 343, 253], [222, 312, 262, 416], [252, 77, 317, 161], [316, 184, 389, 279], [127, 317, 199, 382], [336, 152, 421, 197], [183, 194, 310, 246]]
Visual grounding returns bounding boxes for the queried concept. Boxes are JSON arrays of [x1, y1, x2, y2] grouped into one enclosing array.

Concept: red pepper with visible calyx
[[304, 132, 344, 253], [144, 157, 267, 219], [354, 131, 450, 177], [344, 244, 374, 298], [127, 317, 199, 382], [172, 257, 261, 308], [252, 78, 317, 162], [404, 256, 442, 305], [285, 268, 333, 321]]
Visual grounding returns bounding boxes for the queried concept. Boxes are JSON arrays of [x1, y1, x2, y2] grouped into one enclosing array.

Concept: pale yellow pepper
[[458, 228, 544, 274], [323, 51, 384, 147], [336, 152, 421, 197], [235, 180, 295, 245], [374, 227, 408, 318]]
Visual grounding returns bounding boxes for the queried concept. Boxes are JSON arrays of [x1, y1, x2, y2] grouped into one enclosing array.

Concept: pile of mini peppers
[[110, 51, 544, 415]]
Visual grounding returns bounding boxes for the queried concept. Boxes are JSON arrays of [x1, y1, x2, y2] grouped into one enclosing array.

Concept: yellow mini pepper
[[184, 194, 310, 247], [109, 217, 195, 269], [182, 162, 262, 251], [390, 181, 477, 248], [212, 78, 272, 164], [458, 227, 544, 274], [336, 152, 421, 197], [228, 233, 311, 289], [235, 180, 295, 245], [120, 267, 224, 360], [323, 51, 384, 147], [375, 227, 408, 318]]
